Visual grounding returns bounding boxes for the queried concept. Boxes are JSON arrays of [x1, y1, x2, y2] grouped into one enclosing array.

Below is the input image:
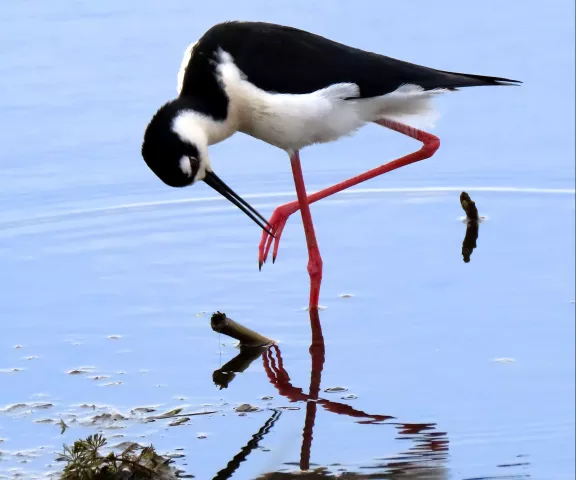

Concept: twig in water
[[460, 192, 481, 263], [210, 312, 274, 347]]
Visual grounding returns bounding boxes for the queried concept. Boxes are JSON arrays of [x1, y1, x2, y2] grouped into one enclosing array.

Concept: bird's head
[[141, 98, 271, 233], [142, 98, 209, 188]]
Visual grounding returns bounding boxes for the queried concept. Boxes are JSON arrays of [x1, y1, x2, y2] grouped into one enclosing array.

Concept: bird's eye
[[179, 156, 198, 177]]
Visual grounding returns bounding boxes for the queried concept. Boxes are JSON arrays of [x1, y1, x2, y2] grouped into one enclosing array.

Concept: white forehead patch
[[179, 156, 192, 176]]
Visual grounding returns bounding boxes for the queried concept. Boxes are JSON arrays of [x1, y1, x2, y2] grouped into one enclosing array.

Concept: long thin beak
[[204, 171, 273, 235]]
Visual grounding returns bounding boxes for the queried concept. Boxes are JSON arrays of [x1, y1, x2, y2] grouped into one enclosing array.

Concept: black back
[[179, 21, 520, 120]]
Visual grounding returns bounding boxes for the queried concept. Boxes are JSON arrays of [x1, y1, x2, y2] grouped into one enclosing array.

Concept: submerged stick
[[460, 191, 480, 263], [210, 311, 274, 347], [460, 191, 479, 222]]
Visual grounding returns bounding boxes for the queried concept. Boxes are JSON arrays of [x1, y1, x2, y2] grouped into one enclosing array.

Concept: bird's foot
[[258, 200, 300, 269]]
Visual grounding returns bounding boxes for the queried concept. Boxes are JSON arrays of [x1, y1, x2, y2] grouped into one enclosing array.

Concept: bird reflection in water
[[212, 308, 449, 479]]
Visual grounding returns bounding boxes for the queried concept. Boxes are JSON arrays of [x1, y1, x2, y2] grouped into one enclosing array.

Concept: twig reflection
[[213, 345, 269, 389]]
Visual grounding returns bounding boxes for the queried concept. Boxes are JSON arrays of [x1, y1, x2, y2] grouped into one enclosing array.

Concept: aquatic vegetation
[[59, 434, 182, 480]]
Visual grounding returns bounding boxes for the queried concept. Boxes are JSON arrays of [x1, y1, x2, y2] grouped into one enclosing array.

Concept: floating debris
[[23, 356, 38, 360], [0, 367, 24, 374], [1, 403, 27, 413], [492, 357, 517, 363], [169, 417, 190, 427], [324, 387, 348, 393], [89, 375, 110, 381], [34, 418, 54, 424], [67, 366, 96, 375], [338, 293, 354, 298], [165, 451, 186, 459], [79, 412, 127, 427], [131, 407, 157, 415], [341, 394, 358, 400], [59, 419, 68, 434], [0, 402, 54, 413], [149, 408, 217, 421], [261, 396, 274, 401], [112, 441, 143, 450], [107, 335, 122, 340], [153, 407, 183, 419], [12, 449, 41, 459], [197, 433, 208, 439], [235, 404, 259, 413], [99, 381, 123, 387], [14, 345, 24, 349]]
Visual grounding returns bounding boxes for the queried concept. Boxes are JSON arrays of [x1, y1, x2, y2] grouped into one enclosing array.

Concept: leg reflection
[[300, 307, 325, 470]]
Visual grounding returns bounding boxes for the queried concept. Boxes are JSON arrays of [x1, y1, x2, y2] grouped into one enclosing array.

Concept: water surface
[[0, 1, 574, 479]]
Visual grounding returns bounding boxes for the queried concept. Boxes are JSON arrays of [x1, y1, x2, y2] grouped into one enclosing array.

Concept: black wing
[[180, 21, 520, 102]]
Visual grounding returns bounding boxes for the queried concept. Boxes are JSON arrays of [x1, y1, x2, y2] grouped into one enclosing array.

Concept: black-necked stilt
[[141, 21, 520, 309]]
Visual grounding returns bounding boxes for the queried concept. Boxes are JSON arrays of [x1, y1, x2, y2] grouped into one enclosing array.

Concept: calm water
[[1, 1, 574, 479]]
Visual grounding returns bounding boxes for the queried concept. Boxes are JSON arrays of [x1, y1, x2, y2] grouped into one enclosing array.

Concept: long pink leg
[[258, 120, 440, 266], [289, 151, 323, 309]]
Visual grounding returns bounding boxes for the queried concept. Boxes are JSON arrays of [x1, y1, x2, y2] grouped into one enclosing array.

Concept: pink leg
[[288, 151, 323, 309], [258, 120, 440, 266]]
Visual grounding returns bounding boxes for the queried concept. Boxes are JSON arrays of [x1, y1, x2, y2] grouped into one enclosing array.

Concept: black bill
[[204, 171, 273, 235]]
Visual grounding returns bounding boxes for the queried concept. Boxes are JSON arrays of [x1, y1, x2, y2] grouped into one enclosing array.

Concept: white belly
[[240, 85, 370, 151], [216, 50, 443, 152]]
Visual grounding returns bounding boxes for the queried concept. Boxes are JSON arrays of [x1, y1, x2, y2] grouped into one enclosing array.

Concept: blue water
[[0, 1, 574, 479]]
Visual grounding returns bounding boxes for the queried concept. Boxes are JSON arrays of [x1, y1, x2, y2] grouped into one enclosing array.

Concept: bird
[[141, 21, 520, 309]]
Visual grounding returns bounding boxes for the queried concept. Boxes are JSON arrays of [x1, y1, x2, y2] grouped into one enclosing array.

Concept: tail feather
[[430, 70, 522, 90], [373, 84, 444, 129]]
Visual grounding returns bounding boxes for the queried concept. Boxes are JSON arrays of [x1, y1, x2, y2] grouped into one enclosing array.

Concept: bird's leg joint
[[307, 253, 323, 279], [420, 134, 440, 159]]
